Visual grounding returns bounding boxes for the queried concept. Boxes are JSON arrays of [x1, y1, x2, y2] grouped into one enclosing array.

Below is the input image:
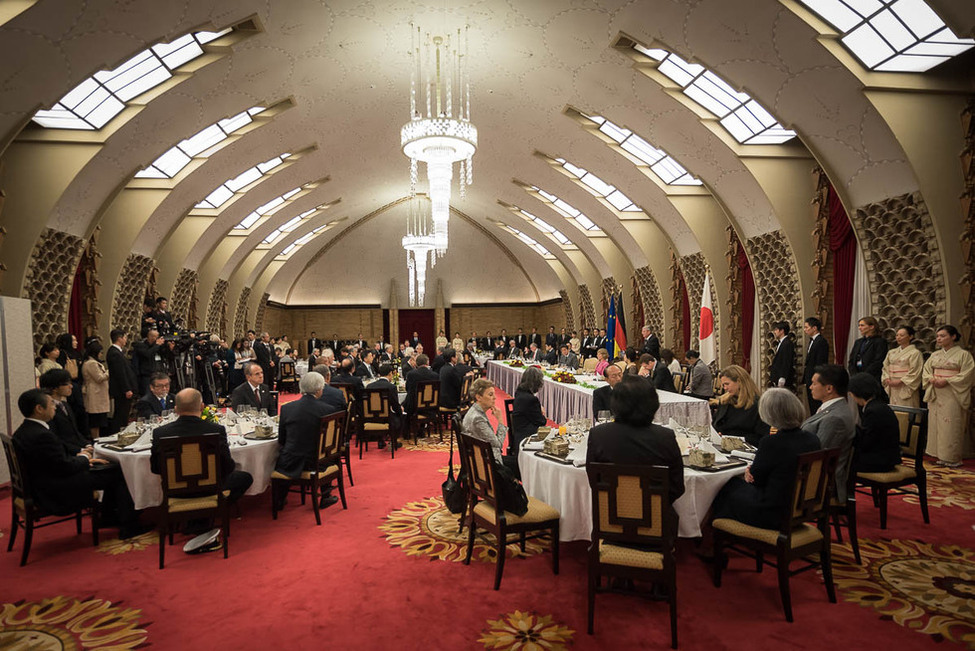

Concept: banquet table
[[486, 360, 710, 428], [518, 447, 745, 540], [95, 435, 279, 510]]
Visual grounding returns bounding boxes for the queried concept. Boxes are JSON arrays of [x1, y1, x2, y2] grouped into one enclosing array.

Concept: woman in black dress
[[508, 366, 547, 454], [848, 316, 889, 382], [849, 373, 901, 473], [710, 364, 770, 447]]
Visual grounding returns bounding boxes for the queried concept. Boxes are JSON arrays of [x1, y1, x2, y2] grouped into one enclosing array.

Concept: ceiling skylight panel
[[236, 212, 261, 230], [262, 228, 283, 244], [518, 209, 572, 245], [510, 228, 551, 257], [597, 120, 630, 143], [620, 137, 664, 165], [226, 168, 262, 192], [256, 196, 285, 215], [553, 198, 579, 217], [279, 216, 303, 232], [529, 184, 601, 232], [553, 156, 643, 211], [579, 173, 615, 196], [574, 214, 598, 230], [279, 243, 298, 256]]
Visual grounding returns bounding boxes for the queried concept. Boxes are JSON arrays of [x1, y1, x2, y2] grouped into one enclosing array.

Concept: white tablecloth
[[486, 361, 711, 428], [518, 448, 745, 540], [95, 438, 279, 510]]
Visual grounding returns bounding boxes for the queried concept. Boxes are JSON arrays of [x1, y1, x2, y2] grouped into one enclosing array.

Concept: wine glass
[[597, 410, 611, 424]]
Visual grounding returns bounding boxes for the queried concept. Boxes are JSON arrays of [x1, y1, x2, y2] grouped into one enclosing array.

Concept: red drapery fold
[[828, 185, 856, 364], [738, 247, 754, 371], [68, 261, 84, 341]]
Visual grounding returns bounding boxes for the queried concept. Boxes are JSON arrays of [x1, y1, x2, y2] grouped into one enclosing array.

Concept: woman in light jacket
[[81, 340, 110, 438]]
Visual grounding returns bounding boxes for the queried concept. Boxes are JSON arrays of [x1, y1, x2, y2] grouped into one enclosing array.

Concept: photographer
[[132, 329, 168, 395]]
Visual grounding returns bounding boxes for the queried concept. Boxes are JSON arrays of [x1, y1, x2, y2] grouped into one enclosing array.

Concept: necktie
[[160, 397, 166, 410], [254, 386, 260, 404]]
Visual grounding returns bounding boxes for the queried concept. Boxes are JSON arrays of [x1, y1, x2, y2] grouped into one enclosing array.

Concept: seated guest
[[593, 348, 610, 376], [402, 346, 419, 375], [355, 350, 377, 379], [273, 372, 338, 510], [39, 369, 91, 455], [312, 364, 347, 413], [230, 362, 277, 415], [802, 364, 855, 500], [526, 343, 543, 362], [622, 347, 640, 374], [14, 389, 147, 539], [557, 344, 579, 370], [592, 363, 623, 419], [543, 343, 558, 365], [509, 367, 548, 454], [319, 348, 336, 369], [710, 365, 770, 447], [369, 364, 404, 449], [462, 349, 480, 368], [462, 378, 518, 477], [307, 348, 320, 368], [331, 357, 365, 396], [507, 341, 523, 359], [134, 372, 175, 420], [439, 348, 463, 410], [643, 354, 675, 394], [684, 350, 714, 399], [587, 376, 685, 509], [849, 372, 902, 473], [404, 353, 439, 415], [712, 389, 820, 529], [661, 348, 681, 376]]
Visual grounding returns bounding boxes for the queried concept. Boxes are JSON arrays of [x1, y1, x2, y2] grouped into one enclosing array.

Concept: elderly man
[[312, 364, 347, 413], [230, 362, 276, 415], [527, 342, 543, 362], [557, 343, 579, 370], [640, 325, 661, 360], [135, 372, 175, 419], [802, 364, 856, 500], [404, 353, 439, 416], [274, 372, 340, 510], [684, 350, 714, 399], [593, 363, 623, 419], [332, 357, 364, 395]]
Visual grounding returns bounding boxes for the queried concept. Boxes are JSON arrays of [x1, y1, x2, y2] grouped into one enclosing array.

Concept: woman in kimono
[[881, 325, 924, 407], [922, 325, 974, 467]]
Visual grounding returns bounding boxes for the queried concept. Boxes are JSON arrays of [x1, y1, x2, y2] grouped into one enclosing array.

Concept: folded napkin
[[567, 444, 588, 467]]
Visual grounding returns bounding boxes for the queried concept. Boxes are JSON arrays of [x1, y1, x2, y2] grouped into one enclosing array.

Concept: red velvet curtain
[[828, 185, 856, 364], [738, 247, 754, 371], [68, 261, 84, 341]]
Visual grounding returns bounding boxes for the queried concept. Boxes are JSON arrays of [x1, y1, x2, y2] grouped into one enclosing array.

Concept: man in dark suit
[[273, 372, 338, 510], [151, 297, 175, 336], [580, 327, 592, 358], [131, 329, 163, 395], [438, 349, 463, 410], [355, 332, 368, 349], [106, 328, 137, 435], [529, 327, 542, 349], [545, 326, 558, 349], [593, 329, 608, 355], [329, 333, 342, 352], [587, 377, 685, 508], [514, 328, 527, 350], [409, 331, 421, 348], [254, 332, 276, 390], [803, 317, 829, 412], [543, 343, 558, 365], [639, 354, 675, 393], [307, 331, 323, 357], [134, 372, 176, 419], [404, 354, 439, 415], [557, 344, 579, 370], [526, 343, 543, 363], [592, 363, 623, 419], [230, 362, 276, 415], [311, 364, 347, 413], [39, 369, 91, 455], [368, 363, 405, 447], [13, 389, 146, 539], [559, 328, 572, 348], [331, 357, 365, 398], [355, 350, 377, 379], [802, 365, 855, 501], [768, 321, 796, 390], [640, 326, 661, 359]]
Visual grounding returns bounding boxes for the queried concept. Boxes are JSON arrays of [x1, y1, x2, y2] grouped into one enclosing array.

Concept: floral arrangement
[[202, 405, 220, 424], [551, 370, 577, 384], [508, 360, 525, 368]]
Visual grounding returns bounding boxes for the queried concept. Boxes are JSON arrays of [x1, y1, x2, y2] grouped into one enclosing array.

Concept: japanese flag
[[699, 272, 715, 365]]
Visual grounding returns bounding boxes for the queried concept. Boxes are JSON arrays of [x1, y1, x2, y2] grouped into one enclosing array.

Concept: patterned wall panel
[[668, 250, 686, 360], [111, 253, 155, 340], [746, 231, 802, 386], [600, 277, 616, 323], [634, 265, 664, 340], [77, 230, 102, 341], [578, 284, 596, 329], [680, 252, 720, 363], [558, 289, 574, 331], [234, 287, 251, 339], [22, 228, 84, 349], [254, 292, 271, 334], [171, 268, 198, 329], [207, 279, 229, 338], [724, 226, 744, 366], [850, 191, 946, 351], [810, 169, 832, 332], [958, 101, 974, 352]]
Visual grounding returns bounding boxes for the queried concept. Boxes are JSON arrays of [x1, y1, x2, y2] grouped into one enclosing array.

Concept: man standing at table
[[308, 332, 323, 358], [640, 325, 661, 360], [545, 326, 558, 350], [106, 328, 137, 435]]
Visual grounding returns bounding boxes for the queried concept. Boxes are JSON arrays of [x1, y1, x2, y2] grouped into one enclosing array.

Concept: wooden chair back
[[459, 432, 499, 506], [316, 411, 346, 465], [503, 398, 516, 454], [582, 357, 598, 373], [156, 434, 226, 497], [331, 382, 353, 404], [890, 405, 927, 461], [415, 380, 440, 410], [587, 462, 673, 545], [359, 388, 391, 421], [1, 433, 28, 509], [459, 374, 474, 408], [341, 399, 357, 449], [280, 361, 295, 378], [784, 448, 839, 528]]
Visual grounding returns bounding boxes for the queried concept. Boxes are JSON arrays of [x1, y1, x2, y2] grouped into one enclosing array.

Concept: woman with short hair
[[849, 373, 901, 473], [36, 342, 62, 376], [922, 324, 974, 467], [510, 367, 547, 454], [593, 348, 610, 376], [881, 325, 923, 408], [462, 378, 519, 477], [711, 365, 770, 447]]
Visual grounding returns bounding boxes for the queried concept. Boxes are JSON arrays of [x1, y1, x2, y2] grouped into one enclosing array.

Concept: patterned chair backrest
[[787, 448, 839, 526], [317, 410, 346, 464], [331, 382, 353, 404], [280, 361, 295, 377], [156, 434, 225, 496], [1, 433, 29, 506], [359, 388, 390, 420], [582, 357, 598, 373], [587, 463, 670, 545], [890, 405, 927, 459], [341, 399, 356, 449], [416, 381, 440, 410], [459, 432, 498, 504], [459, 374, 474, 408]]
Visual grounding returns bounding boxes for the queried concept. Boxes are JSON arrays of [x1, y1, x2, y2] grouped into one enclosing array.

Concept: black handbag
[[442, 430, 468, 514], [493, 460, 529, 516]]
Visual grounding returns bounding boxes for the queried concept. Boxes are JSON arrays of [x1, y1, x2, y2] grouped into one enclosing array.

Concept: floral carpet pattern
[[0, 596, 148, 649], [478, 610, 574, 650], [96, 531, 157, 556], [902, 465, 975, 511], [832, 538, 975, 649], [402, 436, 453, 453], [380, 496, 547, 563]]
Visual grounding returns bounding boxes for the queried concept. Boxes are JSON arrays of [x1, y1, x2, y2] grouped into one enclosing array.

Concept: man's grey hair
[[300, 371, 326, 395], [758, 388, 805, 430], [403, 346, 415, 358], [313, 364, 331, 379]]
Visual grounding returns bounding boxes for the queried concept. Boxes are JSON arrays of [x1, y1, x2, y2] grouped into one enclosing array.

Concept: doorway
[[398, 309, 435, 351]]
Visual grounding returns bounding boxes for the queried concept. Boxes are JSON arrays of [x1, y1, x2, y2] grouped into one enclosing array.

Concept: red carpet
[[1, 393, 974, 649]]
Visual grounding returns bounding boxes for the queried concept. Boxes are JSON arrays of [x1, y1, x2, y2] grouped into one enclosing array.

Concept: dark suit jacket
[[131, 339, 161, 379], [651, 364, 675, 393], [230, 382, 276, 415], [856, 399, 902, 473], [848, 335, 888, 380], [712, 401, 770, 447], [529, 333, 542, 347], [330, 371, 364, 396], [439, 363, 463, 409], [768, 337, 796, 388], [592, 385, 613, 419], [13, 420, 93, 514], [404, 366, 439, 413], [106, 345, 137, 399], [587, 421, 686, 506], [307, 338, 323, 355], [545, 333, 559, 348], [515, 334, 527, 349], [151, 309, 175, 335], [367, 378, 403, 428], [641, 335, 661, 359], [150, 416, 236, 481], [355, 361, 377, 379], [318, 384, 347, 414], [559, 334, 572, 348], [510, 389, 547, 451], [134, 391, 175, 419], [50, 402, 91, 454], [543, 349, 558, 365], [275, 394, 333, 478], [803, 335, 829, 385]]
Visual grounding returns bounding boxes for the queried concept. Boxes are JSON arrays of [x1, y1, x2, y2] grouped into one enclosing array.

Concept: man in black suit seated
[[230, 362, 276, 415], [768, 321, 796, 390], [369, 364, 404, 449], [134, 372, 176, 420], [640, 325, 661, 360], [273, 372, 339, 510], [592, 363, 623, 419], [151, 389, 253, 543], [39, 369, 92, 455], [526, 342, 543, 362], [331, 357, 365, 397], [404, 353, 439, 416], [802, 316, 829, 413], [13, 389, 147, 539], [355, 349, 378, 379], [438, 348, 463, 410], [543, 343, 558, 365], [638, 354, 675, 393], [557, 343, 579, 370], [312, 364, 347, 413], [587, 376, 685, 509]]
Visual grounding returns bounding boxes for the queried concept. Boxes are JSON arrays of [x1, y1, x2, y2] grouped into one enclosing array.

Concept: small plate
[[244, 433, 277, 441]]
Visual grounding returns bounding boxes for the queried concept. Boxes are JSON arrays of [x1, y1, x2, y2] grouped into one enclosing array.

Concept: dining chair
[[829, 445, 861, 564], [856, 405, 929, 529], [271, 410, 347, 525], [712, 448, 840, 622], [339, 399, 356, 486], [412, 380, 442, 442], [582, 357, 598, 373], [586, 463, 678, 648], [2, 433, 100, 567], [357, 388, 395, 459], [502, 398, 516, 455], [155, 433, 229, 569], [277, 361, 298, 393], [459, 432, 560, 590]]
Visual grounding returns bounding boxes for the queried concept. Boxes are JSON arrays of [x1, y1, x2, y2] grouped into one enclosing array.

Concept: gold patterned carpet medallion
[[380, 496, 547, 563], [903, 465, 975, 511], [0, 596, 148, 650], [478, 610, 574, 650], [832, 538, 975, 648]]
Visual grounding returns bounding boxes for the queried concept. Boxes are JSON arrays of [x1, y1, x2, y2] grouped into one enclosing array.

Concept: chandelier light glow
[[402, 196, 436, 307]]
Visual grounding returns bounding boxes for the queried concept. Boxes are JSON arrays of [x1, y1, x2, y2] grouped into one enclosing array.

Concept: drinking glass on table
[[597, 410, 611, 424]]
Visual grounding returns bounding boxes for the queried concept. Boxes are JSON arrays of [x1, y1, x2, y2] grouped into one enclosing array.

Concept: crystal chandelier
[[402, 23, 477, 258], [402, 196, 436, 306]]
